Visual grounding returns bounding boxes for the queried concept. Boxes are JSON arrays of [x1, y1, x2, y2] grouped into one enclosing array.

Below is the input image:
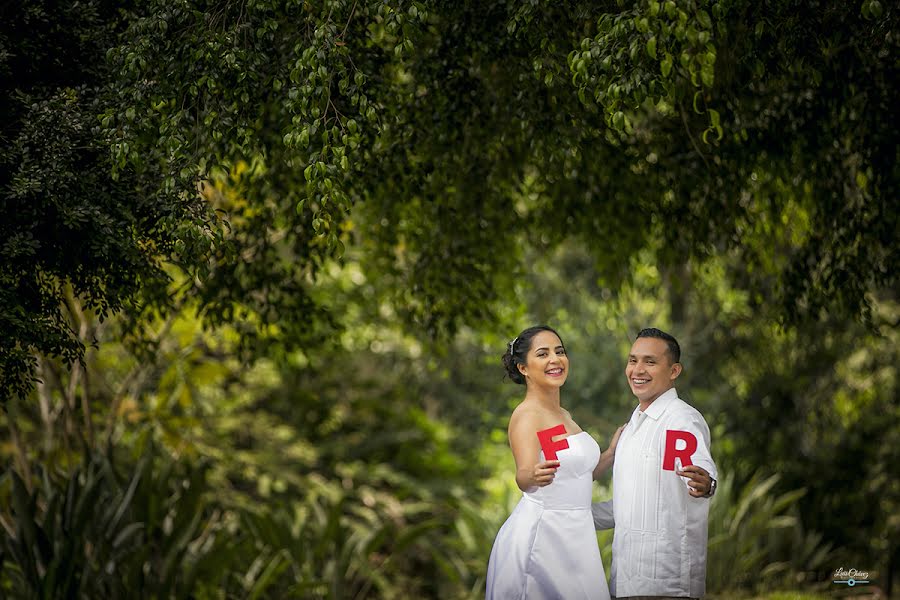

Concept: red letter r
[[662, 430, 697, 471]]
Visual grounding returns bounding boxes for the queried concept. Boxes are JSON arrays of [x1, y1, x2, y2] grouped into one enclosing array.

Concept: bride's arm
[[509, 411, 560, 493]]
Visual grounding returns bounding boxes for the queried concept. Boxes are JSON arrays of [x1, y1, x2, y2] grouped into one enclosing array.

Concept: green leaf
[[160, 508, 204, 589], [11, 472, 38, 559], [661, 53, 673, 77], [112, 522, 144, 549], [698, 10, 712, 29], [248, 550, 289, 600], [106, 459, 146, 536], [701, 63, 714, 87], [870, 0, 883, 17], [646, 36, 657, 59]]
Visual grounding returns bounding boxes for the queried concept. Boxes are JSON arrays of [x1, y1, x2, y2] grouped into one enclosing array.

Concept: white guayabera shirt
[[592, 388, 717, 599]]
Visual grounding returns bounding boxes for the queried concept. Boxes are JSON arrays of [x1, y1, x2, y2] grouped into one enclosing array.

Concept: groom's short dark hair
[[636, 328, 681, 364]]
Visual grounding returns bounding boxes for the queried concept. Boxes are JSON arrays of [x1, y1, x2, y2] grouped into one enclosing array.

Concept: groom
[[593, 328, 717, 599]]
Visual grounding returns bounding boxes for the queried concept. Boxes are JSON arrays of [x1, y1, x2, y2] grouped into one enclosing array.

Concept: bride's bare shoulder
[[508, 402, 549, 432]]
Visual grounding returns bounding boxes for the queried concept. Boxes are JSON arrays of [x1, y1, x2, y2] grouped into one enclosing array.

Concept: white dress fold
[[486, 431, 610, 600]]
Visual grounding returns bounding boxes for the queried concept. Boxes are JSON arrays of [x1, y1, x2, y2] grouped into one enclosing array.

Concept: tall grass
[[0, 449, 484, 599], [707, 472, 834, 593]]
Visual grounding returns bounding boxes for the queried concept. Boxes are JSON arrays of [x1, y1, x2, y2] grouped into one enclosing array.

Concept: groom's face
[[625, 337, 682, 404]]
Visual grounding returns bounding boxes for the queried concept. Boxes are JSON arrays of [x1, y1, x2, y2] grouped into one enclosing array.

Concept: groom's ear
[[669, 362, 683, 380]]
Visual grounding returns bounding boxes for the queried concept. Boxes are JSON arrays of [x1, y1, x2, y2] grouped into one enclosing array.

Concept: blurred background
[[1, 0, 896, 598]]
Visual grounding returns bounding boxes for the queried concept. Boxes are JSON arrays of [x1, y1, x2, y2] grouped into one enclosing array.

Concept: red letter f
[[537, 424, 569, 461]]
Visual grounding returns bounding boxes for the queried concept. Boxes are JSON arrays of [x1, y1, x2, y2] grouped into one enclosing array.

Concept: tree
[[2, 0, 895, 404], [0, 1, 223, 402]]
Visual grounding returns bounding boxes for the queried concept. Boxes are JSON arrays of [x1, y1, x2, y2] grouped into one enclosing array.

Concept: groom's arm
[[591, 500, 614, 530], [670, 412, 717, 497], [592, 451, 615, 480]]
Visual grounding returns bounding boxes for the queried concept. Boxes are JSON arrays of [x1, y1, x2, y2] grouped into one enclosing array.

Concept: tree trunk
[[65, 285, 94, 449], [35, 356, 55, 450], [6, 405, 33, 493]]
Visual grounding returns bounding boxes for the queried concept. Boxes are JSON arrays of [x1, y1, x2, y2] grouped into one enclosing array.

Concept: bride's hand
[[531, 460, 561, 487]]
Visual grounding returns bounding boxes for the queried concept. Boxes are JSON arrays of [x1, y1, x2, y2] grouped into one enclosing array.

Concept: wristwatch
[[704, 477, 717, 498]]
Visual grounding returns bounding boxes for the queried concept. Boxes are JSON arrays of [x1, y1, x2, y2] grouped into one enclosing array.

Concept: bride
[[486, 326, 622, 599]]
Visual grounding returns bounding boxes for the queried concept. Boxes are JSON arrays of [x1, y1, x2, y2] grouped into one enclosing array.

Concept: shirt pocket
[[619, 528, 684, 583], [654, 546, 684, 581]]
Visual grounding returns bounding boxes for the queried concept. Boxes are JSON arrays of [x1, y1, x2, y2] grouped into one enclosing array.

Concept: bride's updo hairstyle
[[502, 325, 564, 385]]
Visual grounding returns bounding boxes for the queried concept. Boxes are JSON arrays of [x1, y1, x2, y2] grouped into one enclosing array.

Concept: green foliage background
[[1, 0, 897, 597]]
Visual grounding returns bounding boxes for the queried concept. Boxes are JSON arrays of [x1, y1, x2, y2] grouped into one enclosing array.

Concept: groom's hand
[[677, 465, 711, 497]]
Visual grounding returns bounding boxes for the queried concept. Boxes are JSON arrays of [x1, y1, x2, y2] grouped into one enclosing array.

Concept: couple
[[486, 326, 717, 600]]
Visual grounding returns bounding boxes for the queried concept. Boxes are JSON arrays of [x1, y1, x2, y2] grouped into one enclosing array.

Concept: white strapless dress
[[486, 431, 610, 600]]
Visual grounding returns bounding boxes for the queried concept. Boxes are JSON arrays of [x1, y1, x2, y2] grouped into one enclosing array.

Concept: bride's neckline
[[553, 430, 589, 441]]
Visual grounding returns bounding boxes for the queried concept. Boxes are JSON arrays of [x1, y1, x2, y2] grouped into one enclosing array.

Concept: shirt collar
[[640, 387, 679, 421]]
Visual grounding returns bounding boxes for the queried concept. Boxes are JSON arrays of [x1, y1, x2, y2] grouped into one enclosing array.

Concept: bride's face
[[518, 331, 569, 388]]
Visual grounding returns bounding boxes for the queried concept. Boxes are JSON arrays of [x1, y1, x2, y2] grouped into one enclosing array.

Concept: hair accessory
[[509, 336, 519, 354]]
